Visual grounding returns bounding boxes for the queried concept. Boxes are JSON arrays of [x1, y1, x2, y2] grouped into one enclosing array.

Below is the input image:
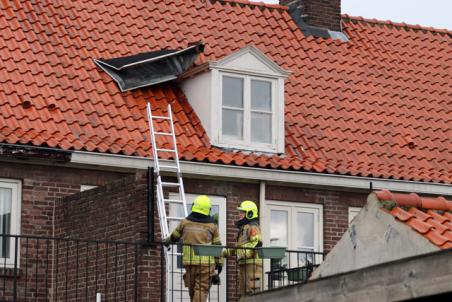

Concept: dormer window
[[221, 75, 274, 147], [181, 46, 290, 153]]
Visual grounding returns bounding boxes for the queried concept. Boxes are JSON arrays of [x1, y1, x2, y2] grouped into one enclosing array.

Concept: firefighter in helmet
[[164, 195, 223, 302], [223, 200, 263, 296]]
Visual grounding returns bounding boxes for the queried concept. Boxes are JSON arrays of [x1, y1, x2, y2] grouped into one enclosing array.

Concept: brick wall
[[0, 162, 128, 301], [266, 185, 366, 252], [53, 171, 162, 302], [0, 162, 127, 236], [280, 0, 342, 31]]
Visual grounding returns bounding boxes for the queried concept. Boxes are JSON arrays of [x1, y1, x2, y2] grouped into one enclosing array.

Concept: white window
[[181, 46, 290, 153], [0, 179, 21, 267], [264, 201, 323, 265], [348, 207, 362, 224], [221, 74, 276, 147]]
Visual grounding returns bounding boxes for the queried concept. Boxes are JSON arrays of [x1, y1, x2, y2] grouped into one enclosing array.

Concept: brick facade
[[54, 172, 159, 302], [1, 161, 368, 301], [280, 0, 342, 31], [0, 162, 128, 301]]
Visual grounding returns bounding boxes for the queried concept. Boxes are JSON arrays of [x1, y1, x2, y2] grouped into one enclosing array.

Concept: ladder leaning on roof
[[146, 102, 189, 299], [146, 102, 188, 239]]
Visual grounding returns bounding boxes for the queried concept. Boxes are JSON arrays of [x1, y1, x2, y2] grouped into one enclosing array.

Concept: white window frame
[[0, 178, 21, 267], [219, 72, 278, 151], [205, 46, 289, 154], [348, 207, 362, 224], [263, 200, 323, 253]]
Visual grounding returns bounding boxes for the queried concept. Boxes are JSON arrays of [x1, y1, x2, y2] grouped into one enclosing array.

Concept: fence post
[[13, 236, 18, 302]]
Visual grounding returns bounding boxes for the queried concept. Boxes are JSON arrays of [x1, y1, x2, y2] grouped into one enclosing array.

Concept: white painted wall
[[181, 70, 213, 141]]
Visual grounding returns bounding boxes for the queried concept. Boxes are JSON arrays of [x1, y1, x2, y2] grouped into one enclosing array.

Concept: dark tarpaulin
[[94, 43, 204, 92]]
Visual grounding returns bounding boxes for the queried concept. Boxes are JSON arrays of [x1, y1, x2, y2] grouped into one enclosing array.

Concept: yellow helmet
[[237, 200, 258, 219], [192, 195, 212, 216]]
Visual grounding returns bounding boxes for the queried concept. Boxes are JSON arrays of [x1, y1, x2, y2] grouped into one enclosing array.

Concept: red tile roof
[[376, 190, 452, 249], [0, 1, 451, 183]]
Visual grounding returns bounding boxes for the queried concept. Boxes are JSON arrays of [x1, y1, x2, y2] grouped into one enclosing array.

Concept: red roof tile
[[376, 190, 452, 249], [0, 1, 451, 183]]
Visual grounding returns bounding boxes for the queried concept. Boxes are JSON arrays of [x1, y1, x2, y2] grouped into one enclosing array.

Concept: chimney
[[280, 0, 342, 32]]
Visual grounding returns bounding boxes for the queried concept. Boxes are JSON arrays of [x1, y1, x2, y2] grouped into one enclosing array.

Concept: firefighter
[[223, 200, 263, 296], [164, 195, 222, 302]]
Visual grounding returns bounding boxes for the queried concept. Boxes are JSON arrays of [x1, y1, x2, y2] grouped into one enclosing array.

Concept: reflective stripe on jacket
[[226, 221, 263, 265]]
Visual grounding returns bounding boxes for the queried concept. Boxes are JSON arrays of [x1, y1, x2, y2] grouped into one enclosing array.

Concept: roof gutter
[[70, 151, 452, 196]]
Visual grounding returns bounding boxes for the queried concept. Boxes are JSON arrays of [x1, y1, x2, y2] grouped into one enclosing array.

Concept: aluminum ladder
[[146, 103, 189, 300]]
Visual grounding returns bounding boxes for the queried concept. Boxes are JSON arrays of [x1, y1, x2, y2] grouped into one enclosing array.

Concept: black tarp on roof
[[94, 43, 204, 91]]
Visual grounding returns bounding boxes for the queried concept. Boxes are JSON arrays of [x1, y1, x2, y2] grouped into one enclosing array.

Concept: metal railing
[[164, 242, 324, 301], [0, 234, 140, 302], [0, 235, 324, 301]]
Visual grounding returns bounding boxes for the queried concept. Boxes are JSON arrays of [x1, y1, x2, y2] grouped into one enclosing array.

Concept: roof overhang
[[69, 151, 452, 196], [94, 43, 204, 92]]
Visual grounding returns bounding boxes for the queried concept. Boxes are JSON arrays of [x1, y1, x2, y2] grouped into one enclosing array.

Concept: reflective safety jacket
[[227, 220, 263, 265], [169, 213, 222, 266]]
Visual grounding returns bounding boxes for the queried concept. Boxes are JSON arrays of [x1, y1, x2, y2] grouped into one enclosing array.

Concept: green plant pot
[[256, 247, 286, 259], [287, 267, 309, 282], [192, 245, 223, 257]]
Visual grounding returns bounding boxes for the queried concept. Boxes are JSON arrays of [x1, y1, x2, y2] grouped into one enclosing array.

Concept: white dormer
[[181, 46, 290, 153]]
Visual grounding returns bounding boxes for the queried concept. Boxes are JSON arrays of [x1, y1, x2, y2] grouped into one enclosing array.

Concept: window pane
[[222, 109, 243, 140], [223, 76, 244, 108], [270, 210, 288, 247], [251, 80, 271, 111], [296, 212, 314, 249], [0, 187, 12, 258], [251, 112, 271, 143]]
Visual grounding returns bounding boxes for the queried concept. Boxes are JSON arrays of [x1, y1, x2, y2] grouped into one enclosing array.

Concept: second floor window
[[221, 74, 274, 148]]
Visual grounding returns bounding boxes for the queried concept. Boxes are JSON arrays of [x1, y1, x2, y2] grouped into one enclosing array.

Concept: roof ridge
[[376, 190, 452, 212], [342, 14, 452, 35], [211, 0, 288, 11]]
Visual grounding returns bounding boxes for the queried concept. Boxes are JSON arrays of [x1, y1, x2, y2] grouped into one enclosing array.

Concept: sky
[[263, 0, 452, 30]]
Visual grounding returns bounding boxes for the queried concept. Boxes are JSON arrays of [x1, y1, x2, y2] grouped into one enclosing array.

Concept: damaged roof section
[[94, 43, 204, 92]]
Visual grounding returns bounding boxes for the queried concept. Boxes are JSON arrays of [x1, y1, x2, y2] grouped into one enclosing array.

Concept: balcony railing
[[0, 234, 140, 302], [0, 234, 324, 301], [164, 242, 324, 301]]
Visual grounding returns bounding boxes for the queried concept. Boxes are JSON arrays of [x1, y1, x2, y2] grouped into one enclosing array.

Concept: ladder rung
[[164, 199, 185, 204], [156, 148, 176, 153], [155, 132, 173, 136], [167, 216, 184, 221], [169, 252, 183, 255], [161, 182, 180, 187], [152, 116, 171, 120]]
